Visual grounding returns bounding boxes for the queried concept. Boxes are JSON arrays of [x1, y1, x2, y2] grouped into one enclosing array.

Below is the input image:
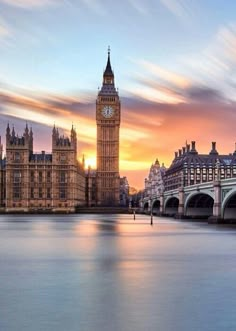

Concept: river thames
[[0, 214, 236, 331]]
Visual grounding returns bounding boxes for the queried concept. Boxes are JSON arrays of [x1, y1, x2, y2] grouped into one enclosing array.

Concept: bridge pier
[[209, 180, 223, 223], [160, 194, 164, 215], [175, 187, 185, 219]]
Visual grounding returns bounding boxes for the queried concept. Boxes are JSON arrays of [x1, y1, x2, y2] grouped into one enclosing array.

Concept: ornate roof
[[103, 47, 113, 77], [166, 141, 236, 175]]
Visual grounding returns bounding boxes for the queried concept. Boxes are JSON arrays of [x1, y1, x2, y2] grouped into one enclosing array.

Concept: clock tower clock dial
[[96, 48, 120, 206], [102, 105, 114, 118]]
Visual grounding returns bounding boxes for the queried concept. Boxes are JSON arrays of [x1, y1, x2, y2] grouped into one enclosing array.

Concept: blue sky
[[1, 0, 236, 93], [1, 0, 236, 188]]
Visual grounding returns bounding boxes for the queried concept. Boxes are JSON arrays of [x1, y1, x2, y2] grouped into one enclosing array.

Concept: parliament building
[[0, 50, 128, 213], [0, 124, 85, 213]]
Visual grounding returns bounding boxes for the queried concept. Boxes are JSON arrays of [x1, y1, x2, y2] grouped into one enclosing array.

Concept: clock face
[[102, 105, 114, 118]]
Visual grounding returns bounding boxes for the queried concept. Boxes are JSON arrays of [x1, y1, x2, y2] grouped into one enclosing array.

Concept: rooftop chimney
[[210, 142, 218, 155], [190, 141, 197, 153]]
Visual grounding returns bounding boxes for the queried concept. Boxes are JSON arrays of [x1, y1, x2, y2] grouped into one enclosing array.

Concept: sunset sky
[[1, 0, 236, 189]]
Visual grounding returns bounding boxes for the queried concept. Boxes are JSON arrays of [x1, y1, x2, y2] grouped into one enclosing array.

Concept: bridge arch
[[152, 200, 160, 215], [164, 197, 179, 216], [185, 192, 214, 218], [222, 189, 236, 221], [143, 202, 149, 214]]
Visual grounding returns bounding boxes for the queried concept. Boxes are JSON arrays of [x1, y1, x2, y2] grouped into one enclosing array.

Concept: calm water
[[0, 214, 236, 331]]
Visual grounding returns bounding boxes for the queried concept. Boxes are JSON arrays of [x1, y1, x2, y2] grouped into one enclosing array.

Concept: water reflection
[[0, 214, 236, 331]]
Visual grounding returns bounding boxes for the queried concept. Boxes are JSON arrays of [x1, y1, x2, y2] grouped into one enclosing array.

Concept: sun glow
[[84, 156, 96, 169]]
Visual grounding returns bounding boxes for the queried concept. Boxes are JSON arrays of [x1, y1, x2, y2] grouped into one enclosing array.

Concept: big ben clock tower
[[96, 48, 120, 206]]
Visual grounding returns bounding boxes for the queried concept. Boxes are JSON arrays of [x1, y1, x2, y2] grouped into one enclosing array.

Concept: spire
[[53, 123, 56, 134], [155, 158, 160, 166], [6, 123, 10, 136], [25, 122, 29, 137], [103, 46, 114, 77]]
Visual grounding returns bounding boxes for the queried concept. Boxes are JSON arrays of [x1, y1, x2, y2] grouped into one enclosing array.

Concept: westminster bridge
[[140, 178, 236, 222]]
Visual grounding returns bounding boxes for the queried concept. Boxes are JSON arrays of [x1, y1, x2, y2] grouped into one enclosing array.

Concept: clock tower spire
[[96, 48, 120, 206]]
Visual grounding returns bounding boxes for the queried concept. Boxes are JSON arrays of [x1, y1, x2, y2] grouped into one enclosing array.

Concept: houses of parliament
[[0, 51, 129, 213]]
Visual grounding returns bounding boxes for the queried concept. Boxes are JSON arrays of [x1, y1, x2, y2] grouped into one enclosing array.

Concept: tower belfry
[[96, 49, 120, 206]]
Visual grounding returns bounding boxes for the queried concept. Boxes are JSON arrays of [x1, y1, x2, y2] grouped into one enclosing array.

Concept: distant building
[[144, 159, 166, 198], [85, 166, 97, 207], [0, 124, 85, 213], [0, 137, 5, 211], [139, 159, 166, 212], [85, 169, 129, 207], [120, 176, 129, 207], [165, 141, 236, 191]]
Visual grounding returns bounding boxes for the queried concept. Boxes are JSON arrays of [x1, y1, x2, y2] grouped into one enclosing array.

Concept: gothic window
[[60, 171, 66, 183], [47, 188, 51, 199], [60, 154, 66, 163], [31, 188, 34, 199], [14, 152, 20, 162], [60, 188, 66, 199], [39, 188, 43, 199], [39, 172, 43, 183], [13, 171, 21, 183], [47, 172, 51, 183], [13, 187, 20, 199], [30, 171, 34, 183]]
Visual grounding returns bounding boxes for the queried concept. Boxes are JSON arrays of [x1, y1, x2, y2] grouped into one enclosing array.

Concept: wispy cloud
[[159, 0, 194, 20], [0, 19, 11, 40], [0, 0, 55, 8], [129, 59, 191, 104], [1, 84, 236, 189], [79, 0, 106, 15], [134, 59, 191, 89], [128, 0, 149, 15], [183, 23, 236, 100]]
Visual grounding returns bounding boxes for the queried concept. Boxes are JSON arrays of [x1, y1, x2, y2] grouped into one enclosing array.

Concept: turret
[[24, 123, 29, 137], [71, 125, 77, 157], [29, 127, 33, 153], [6, 123, 10, 146]]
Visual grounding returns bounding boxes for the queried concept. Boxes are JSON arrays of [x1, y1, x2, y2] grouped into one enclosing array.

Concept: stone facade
[[0, 124, 85, 213]]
